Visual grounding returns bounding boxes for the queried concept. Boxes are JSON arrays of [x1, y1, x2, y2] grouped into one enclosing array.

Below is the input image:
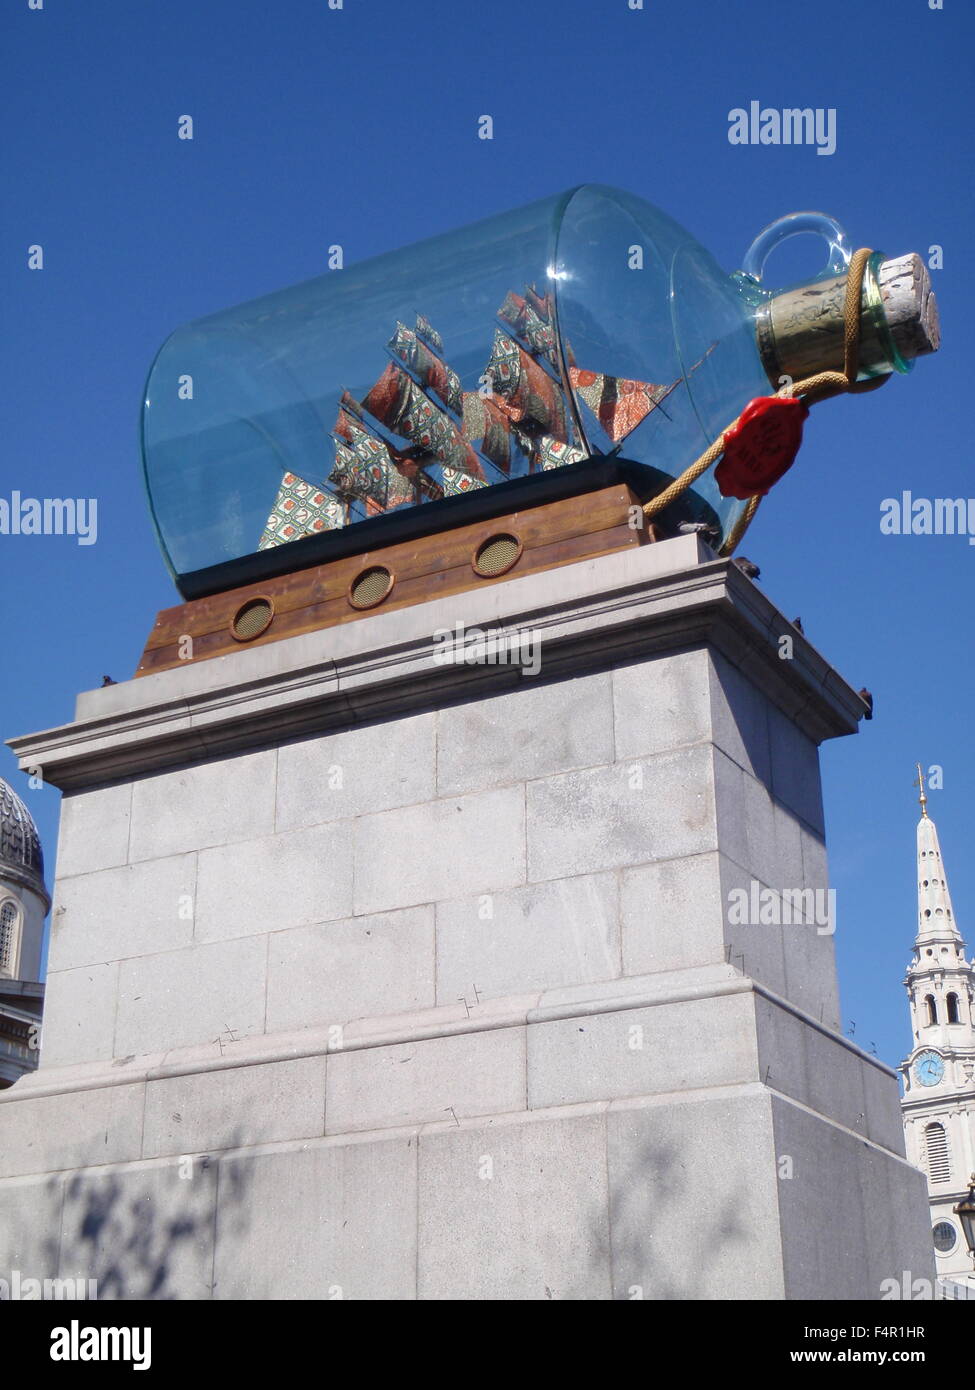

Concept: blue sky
[[1, 0, 970, 1069]]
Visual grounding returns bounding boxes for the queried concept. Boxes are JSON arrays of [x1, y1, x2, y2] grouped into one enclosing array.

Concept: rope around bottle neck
[[642, 246, 891, 556]]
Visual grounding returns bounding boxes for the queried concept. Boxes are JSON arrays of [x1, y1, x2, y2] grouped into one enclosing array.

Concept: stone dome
[[0, 776, 45, 895]]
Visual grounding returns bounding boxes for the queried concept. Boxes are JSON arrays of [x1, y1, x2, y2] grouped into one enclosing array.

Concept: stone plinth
[[0, 537, 934, 1299]]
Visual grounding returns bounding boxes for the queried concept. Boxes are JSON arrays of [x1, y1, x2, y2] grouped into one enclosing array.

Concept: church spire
[[900, 770, 975, 1288], [912, 773, 963, 949]]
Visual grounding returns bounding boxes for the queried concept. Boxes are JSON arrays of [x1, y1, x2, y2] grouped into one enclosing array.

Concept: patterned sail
[[362, 362, 487, 490], [524, 433, 587, 472], [478, 294, 592, 472], [414, 312, 444, 356], [484, 329, 568, 441], [461, 392, 517, 474], [328, 406, 419, 513], [569, 367, 680, 443], [387, 321, 463, 416], [259, 471, 347, 549], [497, 287, 560, 370], [255, 297, 696, 548]]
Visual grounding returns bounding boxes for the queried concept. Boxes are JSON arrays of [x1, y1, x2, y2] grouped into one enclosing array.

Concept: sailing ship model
[[258, 288, 694, 550], [135, 189, 941, 676]]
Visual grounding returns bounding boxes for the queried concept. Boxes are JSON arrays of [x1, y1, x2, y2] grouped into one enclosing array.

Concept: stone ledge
[[3, 967, 898, 1104], [0, 1081, 919, 1184], [7, 539, 866, 790]]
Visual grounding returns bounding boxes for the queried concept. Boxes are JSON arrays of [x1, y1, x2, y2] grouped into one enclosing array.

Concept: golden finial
[[914, 763, 928, 818]]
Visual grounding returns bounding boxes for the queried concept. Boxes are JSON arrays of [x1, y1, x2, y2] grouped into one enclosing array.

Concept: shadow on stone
[[605, 1127, 750, 1301], [43, 1131, 253, 1300]]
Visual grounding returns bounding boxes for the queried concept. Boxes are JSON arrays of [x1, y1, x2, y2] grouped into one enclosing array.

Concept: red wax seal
[[715, 395, 809, 500]]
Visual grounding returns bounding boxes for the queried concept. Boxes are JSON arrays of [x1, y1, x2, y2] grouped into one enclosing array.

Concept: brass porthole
[[472, 532, 523, 578], [230, 596, 274, 642], [349, 565, 394, 610]]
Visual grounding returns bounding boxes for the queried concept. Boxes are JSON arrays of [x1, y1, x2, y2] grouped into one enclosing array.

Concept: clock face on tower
[[913, 1050, 945, 1087]]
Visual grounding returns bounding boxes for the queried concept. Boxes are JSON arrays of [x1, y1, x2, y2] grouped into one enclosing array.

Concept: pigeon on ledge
[[733, 556, 761, 580], [678, 521, 720, 543]]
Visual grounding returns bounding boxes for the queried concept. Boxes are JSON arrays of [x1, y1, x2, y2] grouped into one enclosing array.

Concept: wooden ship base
[[136, 481, 654, 678]]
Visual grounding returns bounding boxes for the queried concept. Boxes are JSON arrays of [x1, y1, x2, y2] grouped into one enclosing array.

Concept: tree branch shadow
[[41, 1129, 253, 1300]]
